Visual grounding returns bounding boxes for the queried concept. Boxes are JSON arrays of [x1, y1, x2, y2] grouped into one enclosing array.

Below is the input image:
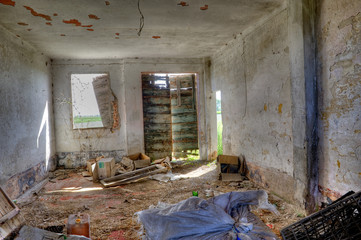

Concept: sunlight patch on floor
[[46, 186, 103, 193]]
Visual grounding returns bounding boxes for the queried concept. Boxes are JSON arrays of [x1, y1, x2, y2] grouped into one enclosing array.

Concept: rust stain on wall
[[0, 0, 15, 6], [87, 28, 94, 31], [17, 22, 28, 26], [337, 159, 340, 168], [264, 104, 267, 111], [105, 1, 110, 6], [24, 6, 52, 21], [27, 28, 32, 31], [60, 34, 66, 36], [115, 33, 119, 36], [278, 103, 283, 114], [152, 36, 161, 39], [82, 25, 93, 28], [53, 13, 58, 16], [88, 14, 100, 20], [46, 22, 52, 26]]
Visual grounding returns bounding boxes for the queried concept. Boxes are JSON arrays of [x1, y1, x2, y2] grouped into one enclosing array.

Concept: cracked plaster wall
[[317, 0, 361, 200], [52, 59, 127, 168], [211, 10, 295, 201], [53, 58, 212, 167], [0, 25, 55, 199]]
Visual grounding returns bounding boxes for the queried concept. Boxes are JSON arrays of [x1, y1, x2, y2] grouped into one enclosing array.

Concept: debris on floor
[[0, 187, 22, 239], [100, 157, 172, 187], [217, 154, 247, 182], [281, 191, 361, 240], [137, 190, 279, 239], [14, 226, 90, 240], [18, 160, 304, 239], [67, 213, 90, 238]]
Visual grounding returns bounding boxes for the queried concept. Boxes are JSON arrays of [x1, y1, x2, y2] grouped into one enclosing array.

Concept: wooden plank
[[92, 75, 113, 128], [142, 74, 172, 160], [0, 187, 22, 239]]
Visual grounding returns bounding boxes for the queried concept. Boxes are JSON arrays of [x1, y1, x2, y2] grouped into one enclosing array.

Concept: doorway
[[216, 91, 223, 155], [142, 73, 199, 160]]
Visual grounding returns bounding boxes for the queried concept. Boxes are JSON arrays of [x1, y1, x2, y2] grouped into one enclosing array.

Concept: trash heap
[[137, 190, 280, 240]]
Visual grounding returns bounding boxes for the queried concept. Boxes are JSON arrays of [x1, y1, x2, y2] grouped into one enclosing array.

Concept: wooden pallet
[[0, 187, 22, 239]]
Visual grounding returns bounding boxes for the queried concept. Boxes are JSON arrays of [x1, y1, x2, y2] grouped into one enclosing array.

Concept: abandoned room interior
[[0, 0, 360, 239]]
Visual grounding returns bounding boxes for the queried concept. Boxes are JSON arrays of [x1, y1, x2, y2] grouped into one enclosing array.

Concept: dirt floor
[[18, 160, 305, 240]]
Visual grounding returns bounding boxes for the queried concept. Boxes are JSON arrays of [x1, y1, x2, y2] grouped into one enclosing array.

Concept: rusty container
[[67, 213, 90, 238]]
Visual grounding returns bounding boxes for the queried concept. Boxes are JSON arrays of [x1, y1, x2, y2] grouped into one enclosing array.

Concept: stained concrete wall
[[53, 58, 214, 166], [52, 59, 127, 168], [0, 25, 55, 199], [211, 9, 295, 201], [317, 0, 361, 200]]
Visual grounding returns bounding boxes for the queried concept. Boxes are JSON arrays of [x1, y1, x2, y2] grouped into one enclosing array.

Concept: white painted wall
[[53, 57, 214, 166], [211, 10, 295, 200], [0, 25, 55, 198]]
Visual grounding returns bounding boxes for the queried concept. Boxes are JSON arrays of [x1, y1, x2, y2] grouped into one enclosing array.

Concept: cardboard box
[[97, 158, 116, 180], [126, 153, 151, 169], [217, 155, 243, 181]]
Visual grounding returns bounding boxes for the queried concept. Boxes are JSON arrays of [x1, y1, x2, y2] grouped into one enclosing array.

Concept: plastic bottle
[[67, 213, 90, 238]]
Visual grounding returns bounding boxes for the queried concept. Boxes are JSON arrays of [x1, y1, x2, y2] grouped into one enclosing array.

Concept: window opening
[[71, 73, 107, 129]]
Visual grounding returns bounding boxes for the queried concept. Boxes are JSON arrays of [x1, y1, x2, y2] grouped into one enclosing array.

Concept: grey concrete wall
[[211, 10, 295, 201], [317, 0, 361, 200], [123, 58, 210, 160], [52, 59, 127, 168], [0, 25, 55, 199], [53, 58, 213, 166]]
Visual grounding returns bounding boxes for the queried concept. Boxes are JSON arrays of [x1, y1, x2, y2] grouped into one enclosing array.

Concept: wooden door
[[170, 74, 198, 158], [142, 74, 172, 160]]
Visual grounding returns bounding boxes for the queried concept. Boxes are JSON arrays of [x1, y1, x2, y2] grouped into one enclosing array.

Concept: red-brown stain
[[337, 160, 340, 168], [63, 19, 81, 26], [278, 103, 283, 114], [200, 4, 208, 10], [87, 28, 94, 31], [60, 34, 66, 36], [115, 37, 119, 39], [152, 36, 161, 39], [115, 33, 119, 36], [46, 22, 52, 26], [16, 35, 20, 37], [177, 1, 188, 6], [27, 28, 32, 31], [88, 14, 100, 20], [53, 13, 58, 16], [0, 0, 15, 7], [264, 104, 267, 111], [82, 25, 93, 28], [24, 6, 52, 21], [17, 22, 28, 26], [105, 1, 110, 6]]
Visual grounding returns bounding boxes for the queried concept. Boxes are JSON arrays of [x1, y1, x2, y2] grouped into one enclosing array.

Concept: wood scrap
[[100, 158, 172, 187], [0, 187, 23, 239]]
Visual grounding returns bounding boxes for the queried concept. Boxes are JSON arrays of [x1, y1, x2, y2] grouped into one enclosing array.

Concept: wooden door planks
[[0, 187, 22, 239]]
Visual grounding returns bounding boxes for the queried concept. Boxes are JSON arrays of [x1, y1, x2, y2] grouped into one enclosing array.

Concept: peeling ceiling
[[0, 0, 286, 59]]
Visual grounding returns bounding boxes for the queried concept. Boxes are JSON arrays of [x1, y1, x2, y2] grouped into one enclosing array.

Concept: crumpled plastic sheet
[[136, 190, 280, 240]]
